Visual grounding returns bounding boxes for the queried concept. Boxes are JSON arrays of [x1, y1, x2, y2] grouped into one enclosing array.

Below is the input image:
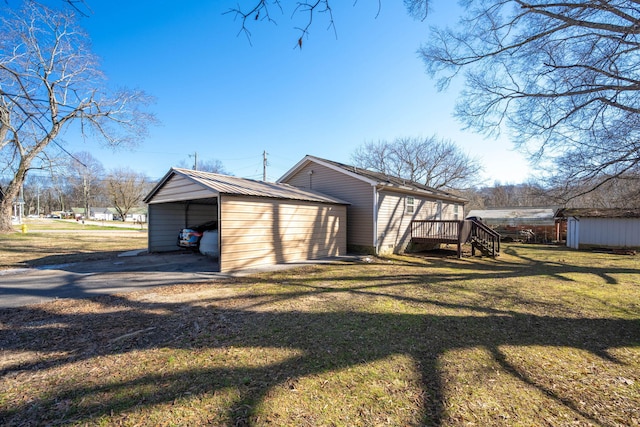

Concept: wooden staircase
[[410, 218, 500, 258], [468, 219, 500, 257]]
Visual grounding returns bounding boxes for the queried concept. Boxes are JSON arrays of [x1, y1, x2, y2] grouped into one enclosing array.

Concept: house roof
[[467, 208, 557, 225], [278, 155, 468, 204], [144, 168, 350, 205], [555, 208, 640, 219]]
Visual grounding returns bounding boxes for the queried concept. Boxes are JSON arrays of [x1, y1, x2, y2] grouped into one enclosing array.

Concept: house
[[278, 155, 468, 254], [466, 207, 560, 243], [124, 208, 147, 223], [555, 208, 640, 249], [144, 168, 348, 272], [71, 207, 115, 221]]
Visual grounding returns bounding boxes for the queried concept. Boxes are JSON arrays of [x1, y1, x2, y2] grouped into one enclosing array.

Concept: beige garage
[[144, 168, 348, 272]]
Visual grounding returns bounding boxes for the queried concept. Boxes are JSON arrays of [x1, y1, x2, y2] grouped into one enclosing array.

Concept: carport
[[144, 168, 348, 272]]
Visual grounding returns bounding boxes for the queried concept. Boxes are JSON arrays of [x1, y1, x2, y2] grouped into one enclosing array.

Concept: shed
[[555, 208, 640, 249], [144, 168, 348, 272], [278, 155, 467, 254], [466, 207, 559, 242]]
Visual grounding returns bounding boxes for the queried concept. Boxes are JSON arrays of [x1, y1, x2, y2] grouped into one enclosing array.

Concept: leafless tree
[[351, 136, 483, 190], [105, 167, 150, 221], [0, 3, 154, 232], [421, 0, 640, 200], [176, 158, 233, 175], [226, 0, 430, 47], [63, 152, 106, 217]]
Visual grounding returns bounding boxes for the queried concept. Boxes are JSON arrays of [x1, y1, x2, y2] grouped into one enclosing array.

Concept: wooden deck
[[410, 219, 500, 258], [410, 220, 464, 244]]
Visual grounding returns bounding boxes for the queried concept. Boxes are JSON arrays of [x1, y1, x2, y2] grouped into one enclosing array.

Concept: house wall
[[220, 195, 346, 272], [377, 190, 464, 254], [570, 217, 640, 248], [281, 162, 374, 252]]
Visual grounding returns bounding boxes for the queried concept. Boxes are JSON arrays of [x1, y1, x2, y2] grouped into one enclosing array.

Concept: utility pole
[[189, 152, 198, 170], [263, 150, 268, 181]]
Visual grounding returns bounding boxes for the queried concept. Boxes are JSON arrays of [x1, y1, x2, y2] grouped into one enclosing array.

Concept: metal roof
[[555, 208, 640, 219], [467, 208, 557, 225], [145, 168, 350, 205], [278, 155, 468, 204]]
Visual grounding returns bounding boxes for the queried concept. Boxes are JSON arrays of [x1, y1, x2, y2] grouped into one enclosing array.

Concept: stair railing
[[468, 218, 501, 257]]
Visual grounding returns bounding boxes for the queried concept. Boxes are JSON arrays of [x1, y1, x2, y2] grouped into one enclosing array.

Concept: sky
[[56, 0, 533, 185]]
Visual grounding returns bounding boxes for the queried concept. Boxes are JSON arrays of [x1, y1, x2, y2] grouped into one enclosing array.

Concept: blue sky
[[59, 0, 532, 185]]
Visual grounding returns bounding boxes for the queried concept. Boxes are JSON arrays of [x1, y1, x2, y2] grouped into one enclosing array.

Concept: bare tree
[[176, 158, 233, 175], [226, 0, 430, 47], [0, 3, 154, 232], [421, 1, 640, 199], [63, 152, 106, 216], [105, 167, 149, 221], [351, 136, 483, 190]]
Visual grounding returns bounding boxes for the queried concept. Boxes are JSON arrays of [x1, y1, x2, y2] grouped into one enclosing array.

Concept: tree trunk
[[0, 184, 19, 233]]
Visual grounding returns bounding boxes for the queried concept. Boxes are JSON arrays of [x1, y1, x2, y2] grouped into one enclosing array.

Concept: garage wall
[[148, 203, 186, 252], [220, 195, 346, 272], [150, 174, 213, 202]]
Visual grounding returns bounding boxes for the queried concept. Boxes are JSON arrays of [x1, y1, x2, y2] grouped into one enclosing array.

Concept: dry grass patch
[[0, 221, 147, 269], [0, 244, 639, 426]]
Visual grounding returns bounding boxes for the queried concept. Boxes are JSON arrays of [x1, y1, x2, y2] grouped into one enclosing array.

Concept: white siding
[[377, 190, 463, 254], [576, 217, 640, 248], [567, 217, 579, 249], [220, 195, 347, 272], [282, 162, 374, 250]]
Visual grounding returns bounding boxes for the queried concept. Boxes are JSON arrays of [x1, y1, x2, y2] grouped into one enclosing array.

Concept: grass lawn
[[0, 244, 639, 426], [1, 219, 147, 269]]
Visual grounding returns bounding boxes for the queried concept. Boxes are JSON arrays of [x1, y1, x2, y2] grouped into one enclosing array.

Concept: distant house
[[278, 155, 468, 254], [556, 208, 640, 249], [72, 207, 114, 221], [123, 208, 147, 223], [71, 207, 147, 222], [466, 207, 560, 243], [93, 207, 115, 221]]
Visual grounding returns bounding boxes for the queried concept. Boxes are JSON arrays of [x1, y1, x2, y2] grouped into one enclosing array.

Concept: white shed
[[144, 168, 349, 272], [556, 208, 640, 249]]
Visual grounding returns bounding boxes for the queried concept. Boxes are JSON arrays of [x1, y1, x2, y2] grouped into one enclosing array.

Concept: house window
[[454, 204, 459, 220], [406, 196, 415, 215]]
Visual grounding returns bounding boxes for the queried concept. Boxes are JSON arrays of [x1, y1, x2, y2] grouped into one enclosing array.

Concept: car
[[178, 228, 204, 248], [177, 220, 218, 249]]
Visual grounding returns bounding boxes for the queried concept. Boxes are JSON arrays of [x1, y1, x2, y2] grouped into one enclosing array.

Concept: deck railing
[[410, 220, 461, 242], [410, 219, 500, 258], [469, 219, 501, 257]]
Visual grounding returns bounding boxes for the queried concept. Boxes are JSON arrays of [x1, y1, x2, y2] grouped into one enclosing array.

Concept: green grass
[[0, 244, 639, 426]]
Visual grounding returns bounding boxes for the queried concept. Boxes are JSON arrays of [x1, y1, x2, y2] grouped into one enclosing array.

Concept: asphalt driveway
[[0, 251, 225, 308], [0, 251, 357, 309]]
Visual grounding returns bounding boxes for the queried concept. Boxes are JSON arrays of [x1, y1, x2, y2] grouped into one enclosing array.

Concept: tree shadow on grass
[[1, 251, 639, 426]]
